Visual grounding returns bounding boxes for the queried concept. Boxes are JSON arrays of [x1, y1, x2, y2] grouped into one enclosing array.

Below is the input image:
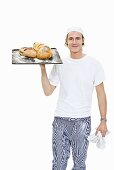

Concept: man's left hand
[[96, 121, 108, 137]]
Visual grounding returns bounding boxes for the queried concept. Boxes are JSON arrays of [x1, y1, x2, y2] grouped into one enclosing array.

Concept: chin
[[70, 47, 81, 53], [71, 49, 79, 53]]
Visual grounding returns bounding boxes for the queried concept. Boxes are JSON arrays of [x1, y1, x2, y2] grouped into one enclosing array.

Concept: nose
[[73, 38, 77, 44]]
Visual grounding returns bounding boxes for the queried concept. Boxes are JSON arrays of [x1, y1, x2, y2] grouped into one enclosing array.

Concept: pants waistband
[[54, 116, 91, 121]]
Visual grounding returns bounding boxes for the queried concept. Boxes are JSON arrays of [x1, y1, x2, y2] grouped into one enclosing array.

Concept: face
[[67, 31, 84, 53]]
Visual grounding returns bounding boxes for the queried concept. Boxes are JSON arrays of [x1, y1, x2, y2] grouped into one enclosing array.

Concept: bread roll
[[19, 43, 53, 60], [19, 47, 36, 58], [36, 46, 52, 59], [33, 42, 44, 51]]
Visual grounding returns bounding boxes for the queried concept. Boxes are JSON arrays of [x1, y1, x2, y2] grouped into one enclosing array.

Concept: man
[[40, 27, 107, 170]]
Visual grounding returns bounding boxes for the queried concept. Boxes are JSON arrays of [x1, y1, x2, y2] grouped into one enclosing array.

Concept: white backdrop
[[0, 0, 114, 169]]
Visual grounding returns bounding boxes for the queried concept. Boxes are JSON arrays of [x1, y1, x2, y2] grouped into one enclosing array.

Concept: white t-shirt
[[49, 55, 105, 118]]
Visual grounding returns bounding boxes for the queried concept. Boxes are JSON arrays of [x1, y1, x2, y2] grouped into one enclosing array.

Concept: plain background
[[0, 0, 114, 169]]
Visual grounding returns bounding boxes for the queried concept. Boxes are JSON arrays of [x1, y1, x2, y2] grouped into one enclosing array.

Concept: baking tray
[[12, 48, 63, 64]]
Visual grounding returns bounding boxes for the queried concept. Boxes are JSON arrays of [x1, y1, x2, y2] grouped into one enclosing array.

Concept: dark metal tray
[[12, 48, 63, 64]]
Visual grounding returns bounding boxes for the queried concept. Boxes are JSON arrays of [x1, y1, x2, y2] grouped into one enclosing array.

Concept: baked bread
[[19, 43, 53, 60], [33, 42, 44, 51], [19, 47, 36, 58], [36, 45, 52, 59]]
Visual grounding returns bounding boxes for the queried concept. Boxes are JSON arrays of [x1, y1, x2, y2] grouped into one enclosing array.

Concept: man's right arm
[[40, 65, 56, 96]]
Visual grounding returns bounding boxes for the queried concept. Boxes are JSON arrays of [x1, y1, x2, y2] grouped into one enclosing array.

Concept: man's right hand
[[39, 64, 46, 70], [39, 64, 55, 95]]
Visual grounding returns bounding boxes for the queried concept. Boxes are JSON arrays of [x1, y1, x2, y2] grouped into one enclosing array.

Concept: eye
[[68, 37, 73, 40], [76, 37, 81, 40]]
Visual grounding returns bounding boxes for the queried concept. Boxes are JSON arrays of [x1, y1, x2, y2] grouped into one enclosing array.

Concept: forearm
[[40, 66, 54, 96], [96, 90, 108, 136], [97, 91, 107, 119]]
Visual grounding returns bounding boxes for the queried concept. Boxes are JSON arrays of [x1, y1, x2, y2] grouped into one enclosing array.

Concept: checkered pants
[[52, 116, 91, 170]]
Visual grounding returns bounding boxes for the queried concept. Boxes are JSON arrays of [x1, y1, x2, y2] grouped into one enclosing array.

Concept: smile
[[72, 46, 78, 47]]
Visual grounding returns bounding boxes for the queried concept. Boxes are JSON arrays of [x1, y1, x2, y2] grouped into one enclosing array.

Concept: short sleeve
[[93, 62, 105, 86], [49, 65, 60, 86]]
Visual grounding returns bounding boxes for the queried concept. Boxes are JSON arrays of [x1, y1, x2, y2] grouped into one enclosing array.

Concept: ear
[[82, 37, 85, 45], [65, 43, 68, 46], [65, 34, 68, 47]]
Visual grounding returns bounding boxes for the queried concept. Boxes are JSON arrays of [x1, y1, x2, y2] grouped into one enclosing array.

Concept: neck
[[70, 51, 84, 59]]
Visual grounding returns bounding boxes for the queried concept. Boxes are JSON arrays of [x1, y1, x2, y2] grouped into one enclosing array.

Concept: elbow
[[43, 85, 55, 96], [45, 93, 51, 96], [44, 91, 52, 96]]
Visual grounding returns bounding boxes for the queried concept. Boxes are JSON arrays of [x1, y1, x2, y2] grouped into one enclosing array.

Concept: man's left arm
[[95, 82, 108, 137]]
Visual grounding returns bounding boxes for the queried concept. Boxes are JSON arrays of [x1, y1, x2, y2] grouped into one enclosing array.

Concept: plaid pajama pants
[[52, 116, 91, 170]]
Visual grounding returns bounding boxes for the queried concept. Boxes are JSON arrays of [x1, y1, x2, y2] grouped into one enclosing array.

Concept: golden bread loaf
[[33, 42, 44, 51], [36, 45, 52, 59], [19, 47, 36, 58], [19, 43, 53, 59]]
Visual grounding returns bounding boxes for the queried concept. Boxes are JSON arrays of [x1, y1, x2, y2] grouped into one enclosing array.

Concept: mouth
[[72, 45, 78, 47]]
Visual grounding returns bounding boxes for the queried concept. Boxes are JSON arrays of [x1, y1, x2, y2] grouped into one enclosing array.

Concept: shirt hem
[[54, 111, 91, 118]]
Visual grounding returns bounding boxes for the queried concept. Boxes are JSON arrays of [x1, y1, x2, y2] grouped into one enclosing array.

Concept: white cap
[[67, 27, 84, 35]]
